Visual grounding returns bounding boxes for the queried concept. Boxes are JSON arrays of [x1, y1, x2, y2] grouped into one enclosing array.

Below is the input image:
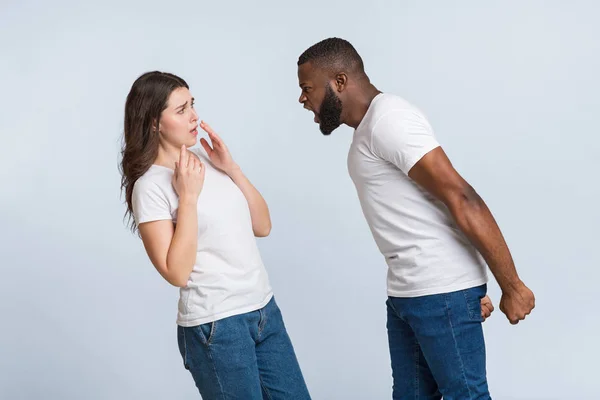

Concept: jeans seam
[[414, 339, 420, 400], [182, 327, 189, 368], [205, 345, 226, 399], [463, 289, 483, 321], [258, 308, 267, 338], [444, 293, 474, 399], [207, 321, 217, 345], [463, 290, 474, 320], [259, 375, 273, 400]]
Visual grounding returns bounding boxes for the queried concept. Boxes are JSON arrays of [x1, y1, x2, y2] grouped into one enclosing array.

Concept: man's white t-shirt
[[348, 93, 488, 297], [132, 147, 273, 327]]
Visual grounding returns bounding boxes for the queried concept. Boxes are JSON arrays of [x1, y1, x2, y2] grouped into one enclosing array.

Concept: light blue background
[[1, 1, 598, 399]]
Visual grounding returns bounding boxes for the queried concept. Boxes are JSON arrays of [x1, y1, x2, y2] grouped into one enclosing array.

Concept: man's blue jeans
[[387, 284, 491, 399]]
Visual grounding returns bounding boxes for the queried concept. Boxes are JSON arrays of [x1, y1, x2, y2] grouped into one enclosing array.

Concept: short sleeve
[[131, 179, 173, 225], [371, 109, 440, 174]]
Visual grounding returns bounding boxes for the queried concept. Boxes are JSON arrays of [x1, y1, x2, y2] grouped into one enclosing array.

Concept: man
[[297, 38, 535, 399]]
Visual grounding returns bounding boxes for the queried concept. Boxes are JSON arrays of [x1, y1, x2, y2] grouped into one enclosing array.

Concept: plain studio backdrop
[[1, 1, 598, 399]]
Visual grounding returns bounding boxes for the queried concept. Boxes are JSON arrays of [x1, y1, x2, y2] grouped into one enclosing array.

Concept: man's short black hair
[[298, 37, 365, 76]]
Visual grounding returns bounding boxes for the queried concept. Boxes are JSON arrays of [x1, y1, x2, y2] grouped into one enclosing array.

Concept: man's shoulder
[[375, 93, 425, 118], [362, 94, 427, 134]]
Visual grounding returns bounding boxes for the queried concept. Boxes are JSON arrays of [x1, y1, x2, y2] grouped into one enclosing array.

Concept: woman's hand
[[199, 121, 239, 176], [172, 145, 205, 203]]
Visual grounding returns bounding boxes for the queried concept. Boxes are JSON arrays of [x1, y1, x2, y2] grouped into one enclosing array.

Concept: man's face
[[297, 62, 343, 135]]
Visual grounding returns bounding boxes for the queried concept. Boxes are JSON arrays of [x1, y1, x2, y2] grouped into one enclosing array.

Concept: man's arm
[[408, 147, 535, 324]]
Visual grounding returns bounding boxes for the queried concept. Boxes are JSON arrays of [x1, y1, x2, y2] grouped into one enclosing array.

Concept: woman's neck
[[154, 142, 185, 170]]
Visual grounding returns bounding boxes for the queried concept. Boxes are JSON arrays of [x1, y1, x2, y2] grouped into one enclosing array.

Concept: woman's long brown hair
[[120, 71, 189, 232]]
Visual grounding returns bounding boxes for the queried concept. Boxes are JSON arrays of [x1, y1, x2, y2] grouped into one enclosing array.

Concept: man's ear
[[335, 72, 348, 92]]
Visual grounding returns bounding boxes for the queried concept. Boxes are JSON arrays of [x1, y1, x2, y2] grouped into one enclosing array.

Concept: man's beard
[[318, 85, 343, 136]]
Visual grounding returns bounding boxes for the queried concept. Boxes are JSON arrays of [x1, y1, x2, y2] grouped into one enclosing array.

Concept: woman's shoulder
[[133, 165, 174, 199]]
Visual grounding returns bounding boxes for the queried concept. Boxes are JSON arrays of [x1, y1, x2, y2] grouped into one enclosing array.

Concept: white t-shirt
[[132, 147, 273, 327], [348, 93, 488, 297]]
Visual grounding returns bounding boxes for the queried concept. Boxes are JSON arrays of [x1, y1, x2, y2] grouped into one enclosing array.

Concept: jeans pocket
[[463, 284, 487, 321], [197, 321, 217, 345]]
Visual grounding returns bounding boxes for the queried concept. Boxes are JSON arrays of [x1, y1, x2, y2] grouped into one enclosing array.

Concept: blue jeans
[[177, 296, 311, 399], [386, 284, 491, 400]]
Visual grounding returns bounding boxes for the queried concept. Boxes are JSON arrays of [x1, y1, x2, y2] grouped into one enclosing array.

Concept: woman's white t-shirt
[[132, 147, 273, 326]]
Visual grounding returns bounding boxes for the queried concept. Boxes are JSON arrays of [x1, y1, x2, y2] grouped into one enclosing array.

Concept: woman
[[120, 71, 311, 399]]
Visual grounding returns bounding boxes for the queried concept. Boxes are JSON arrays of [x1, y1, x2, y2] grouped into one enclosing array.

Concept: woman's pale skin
[[138, 87, 271, 287]]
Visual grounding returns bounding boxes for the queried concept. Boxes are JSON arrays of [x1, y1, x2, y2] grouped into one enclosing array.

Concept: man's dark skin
[[298, 61, 535, 324]]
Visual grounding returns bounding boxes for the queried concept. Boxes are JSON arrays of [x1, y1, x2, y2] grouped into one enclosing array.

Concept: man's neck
[[344, 85, 382, 129]]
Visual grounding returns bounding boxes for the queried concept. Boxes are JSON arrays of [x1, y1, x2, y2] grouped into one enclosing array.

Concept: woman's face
[[158, 87, 199, 148]]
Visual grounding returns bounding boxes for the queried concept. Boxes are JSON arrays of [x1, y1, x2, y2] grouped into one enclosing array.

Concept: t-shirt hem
[[387, 276, 489, 298], [176, 291, 274, 327], [403, 143, 441, 174], [136, 215, 173, 225]]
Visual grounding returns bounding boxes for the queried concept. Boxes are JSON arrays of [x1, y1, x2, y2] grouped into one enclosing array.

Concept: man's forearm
[[450, 189, 522, 291]]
